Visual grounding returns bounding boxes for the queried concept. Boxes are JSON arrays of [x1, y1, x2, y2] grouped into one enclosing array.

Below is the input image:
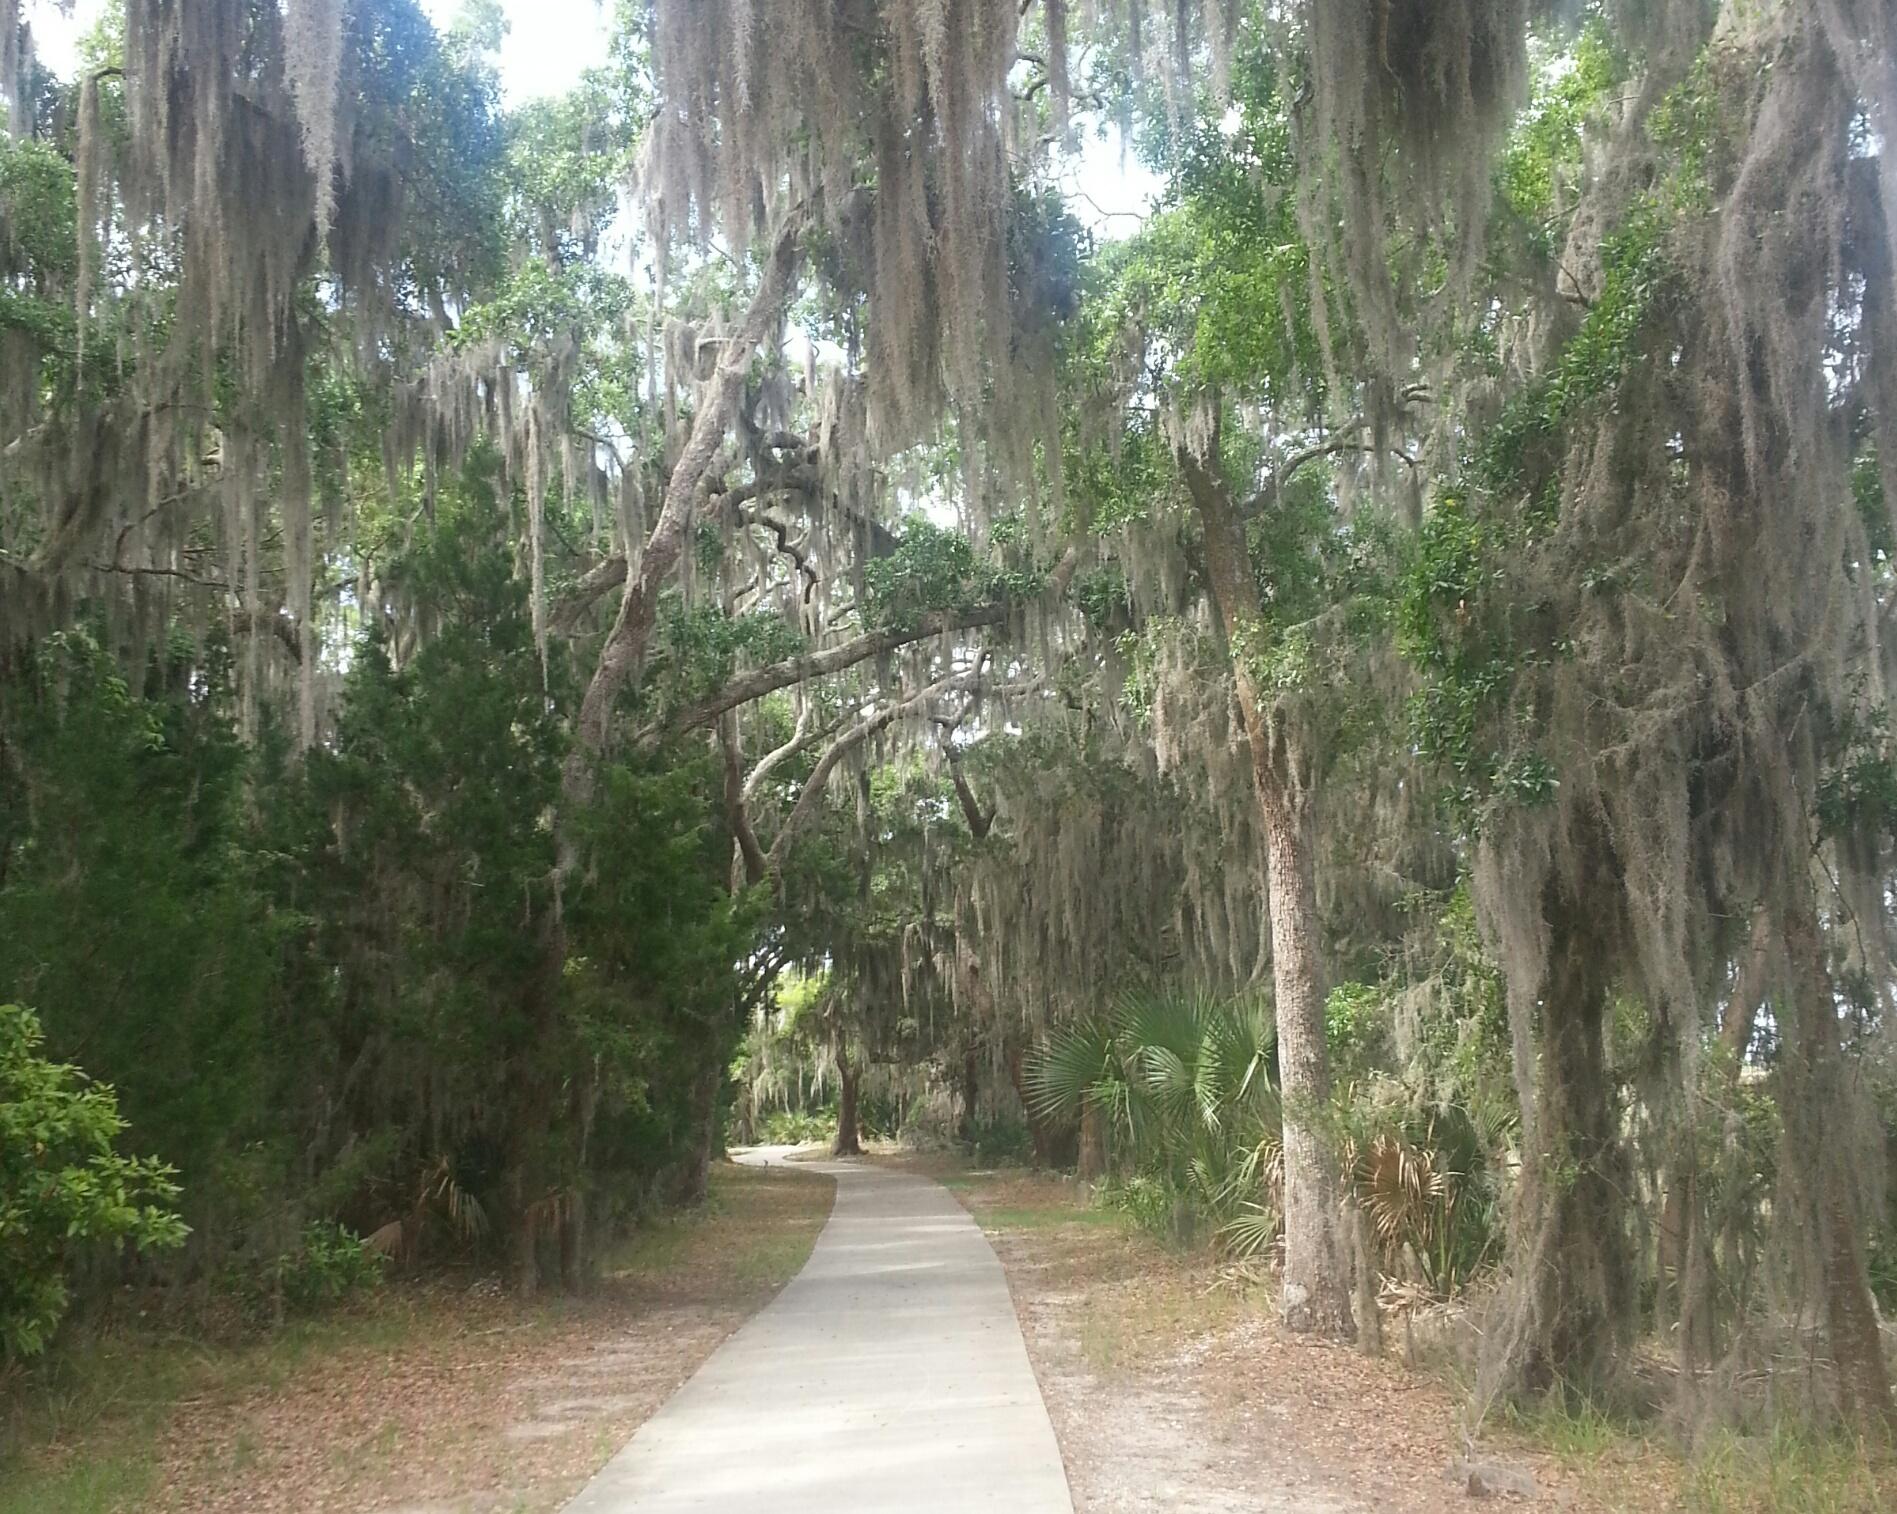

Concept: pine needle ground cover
[[0, 1163, 833, 1514]]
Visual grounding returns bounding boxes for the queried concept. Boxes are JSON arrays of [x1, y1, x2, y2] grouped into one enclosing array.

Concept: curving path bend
[[563, 1150, 1075, 1513]]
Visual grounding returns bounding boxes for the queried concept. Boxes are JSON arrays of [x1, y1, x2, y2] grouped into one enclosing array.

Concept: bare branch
[[1237, 385, 1431, 519], [648, 601, 1010, 743], [719, 713, 769, 887], [743, 699, 823, 804]]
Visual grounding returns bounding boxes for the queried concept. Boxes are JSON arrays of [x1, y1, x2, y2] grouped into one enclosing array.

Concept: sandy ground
[[894, 1159, 1605, 1514]]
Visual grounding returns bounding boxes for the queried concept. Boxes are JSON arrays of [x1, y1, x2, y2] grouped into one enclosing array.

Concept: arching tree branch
[[764, 666, 984, 879], [568, 209, 808, 772], [937, 733, 996, 839], [1236, 385, 1431, 519], [550, 466, 822, 635]]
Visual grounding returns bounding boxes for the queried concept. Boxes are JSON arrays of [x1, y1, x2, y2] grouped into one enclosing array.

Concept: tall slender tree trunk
[[504, 1006, 557, 1299], [506, 222, 804, 1299], [1077, 1102, 1109, 1182], [833, 1039, 863, 1157], [559, 1187, 587, 1292], [1006, 1032, 1070, 1167], [564, 219, 806, 779], [1180, 444, 1354, 1339], [1665, 909, 1772, 1383], [508, 1161, 540, 1301], [559, 1067, 601, 1291]]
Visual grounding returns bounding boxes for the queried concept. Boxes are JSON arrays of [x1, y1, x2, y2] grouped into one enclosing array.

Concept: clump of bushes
[[1025, 981, 1516, 1293], [1, 1003, 188, 1359], [1026, 987, 1283, 1242], [964, 1114, 1034, 1166], [240, 1222, 386, 1321], [756, 1108, 837, 1146]]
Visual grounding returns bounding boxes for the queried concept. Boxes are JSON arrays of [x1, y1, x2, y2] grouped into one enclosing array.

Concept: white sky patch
[[19, 0, 89, 75], [28, 0, 1158, 236], [417, 0, 608, 103], [1059, 130, 1164, 238], [23, 0, 610, 101]]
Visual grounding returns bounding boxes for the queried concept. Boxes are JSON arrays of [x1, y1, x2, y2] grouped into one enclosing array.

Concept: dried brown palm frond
[[365, 1154, 491, 1264], [1357, 1131, 1448, 1249]]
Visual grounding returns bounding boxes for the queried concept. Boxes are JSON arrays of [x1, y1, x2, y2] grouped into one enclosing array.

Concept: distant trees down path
[[1, 0, 1895, 1442]]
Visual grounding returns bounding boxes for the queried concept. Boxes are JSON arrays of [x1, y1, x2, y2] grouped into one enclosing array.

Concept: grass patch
[[599, 1164, 830, 1286], [928, 1157, 1255, 1375], [1504, 1391, 1645, 1461], [1684, 1430, 1895, 1514], [1075, 1273, 1255, 1374], [728, 1225, 828, 1287], [1508, 1392, 1897, 1513], [0, 1306, 417, 1514], [0, 1446, 155, 1514]]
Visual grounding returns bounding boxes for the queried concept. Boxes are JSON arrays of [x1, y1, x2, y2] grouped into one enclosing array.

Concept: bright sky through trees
[[25, 0, 1159, 231]]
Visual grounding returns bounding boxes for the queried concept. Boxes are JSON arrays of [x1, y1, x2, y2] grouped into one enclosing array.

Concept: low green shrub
[[1, 1004, 188, 1359], [756, 1107, 837, 1146], [1105, 1173, 1196, 1242], [244, 1222, 385, 1319], [964, 1114, 1033, 1165], [1027, 988, 1281, 1243]]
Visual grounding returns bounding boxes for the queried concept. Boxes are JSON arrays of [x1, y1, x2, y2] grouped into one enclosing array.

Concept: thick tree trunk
[[558, 1070, 601, 1291], [960, 1037, 981, 1144], [1485, 912, 1633, 1398], [1257, 763, 1356, 1337], [673, 1060, 721, 1207], [1778, 881, 1895, 1434], [508, 1171, 540, 1302], [1182, 446, 1355, 1340], [504, 1037, 556, 1299], [1006, 1033, 1071, 1168], [833, 1042, 863, 1157]]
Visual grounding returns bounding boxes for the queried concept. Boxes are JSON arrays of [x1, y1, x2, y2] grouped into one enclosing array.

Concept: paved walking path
[[564, 1151, 1074, 1512]]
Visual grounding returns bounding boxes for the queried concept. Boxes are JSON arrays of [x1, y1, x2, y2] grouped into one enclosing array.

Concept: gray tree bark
[[1180, 443, 1355, 1340]]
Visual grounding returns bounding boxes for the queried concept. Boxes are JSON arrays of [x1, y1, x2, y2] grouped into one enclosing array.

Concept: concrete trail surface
[[563, 1150, 1075, 1513]]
